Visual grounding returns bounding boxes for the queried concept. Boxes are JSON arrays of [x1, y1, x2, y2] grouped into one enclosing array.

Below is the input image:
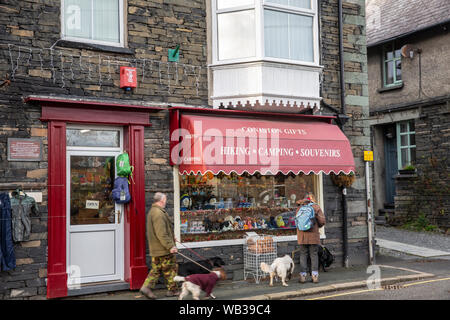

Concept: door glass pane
[[93, 0, 120, 43], [218, 10, 256, 60], [64, 0, 91, 39], [266, 0, 311, 9], [70, 155, 116, 225], [217, 0, 253, 9], [67, 129, 120, 147]]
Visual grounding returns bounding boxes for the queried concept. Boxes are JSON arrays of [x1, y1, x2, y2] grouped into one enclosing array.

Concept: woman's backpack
[[111, 177, 131, 204], [295, 203, 316, 231]]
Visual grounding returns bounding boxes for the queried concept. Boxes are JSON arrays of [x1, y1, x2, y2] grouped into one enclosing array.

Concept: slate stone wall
[[393, 102, 450, 231], [0, 0, 207, 299]]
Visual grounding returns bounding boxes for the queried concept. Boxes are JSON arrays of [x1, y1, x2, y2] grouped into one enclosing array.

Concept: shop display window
[[179, 172, 316, 242]]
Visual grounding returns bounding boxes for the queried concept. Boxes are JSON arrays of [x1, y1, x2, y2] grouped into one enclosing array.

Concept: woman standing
[[296, 192, 326, 283]]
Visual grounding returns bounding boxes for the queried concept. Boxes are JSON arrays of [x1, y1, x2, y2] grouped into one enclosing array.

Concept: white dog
[[260, 255, 295, 287], [174, 268, 226, 300]]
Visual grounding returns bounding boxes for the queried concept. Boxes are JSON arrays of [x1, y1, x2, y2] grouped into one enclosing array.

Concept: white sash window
[[62, 0, 124, 47]]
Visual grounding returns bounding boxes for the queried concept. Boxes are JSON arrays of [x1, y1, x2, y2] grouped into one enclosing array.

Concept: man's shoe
[[312, 275, 319, 284], [298, 274, 306, 283], [140, 286, 157, 299], [166, 290, 180, 297]]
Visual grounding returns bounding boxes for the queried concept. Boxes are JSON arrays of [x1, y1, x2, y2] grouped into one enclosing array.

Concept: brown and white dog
[[260, 255, 294, 287], [174, 268, 227, 300]]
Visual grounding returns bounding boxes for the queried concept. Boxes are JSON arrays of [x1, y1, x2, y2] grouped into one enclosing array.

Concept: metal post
[[365, 160, 375, 265], [342, 186, 349, 268]]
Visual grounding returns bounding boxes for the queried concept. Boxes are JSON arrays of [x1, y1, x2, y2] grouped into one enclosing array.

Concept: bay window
[[212, 0, 318, 64]]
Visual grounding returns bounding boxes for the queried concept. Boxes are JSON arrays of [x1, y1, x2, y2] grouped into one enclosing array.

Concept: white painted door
[[66, 126, 124, 286]]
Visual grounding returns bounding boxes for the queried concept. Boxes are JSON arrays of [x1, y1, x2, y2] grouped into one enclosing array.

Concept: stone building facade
[[0, 0, 370, 299], [366, 0, 450, 231]]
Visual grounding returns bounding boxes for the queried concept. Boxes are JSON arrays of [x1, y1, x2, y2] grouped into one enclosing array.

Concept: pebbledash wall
[[0, 0, 370, 299]]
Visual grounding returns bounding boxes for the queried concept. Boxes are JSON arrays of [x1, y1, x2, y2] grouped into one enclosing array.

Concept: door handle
[[115, 210, 121, 224]]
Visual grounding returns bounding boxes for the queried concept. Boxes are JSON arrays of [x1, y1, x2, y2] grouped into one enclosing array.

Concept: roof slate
[[366, 0, 450, 47]]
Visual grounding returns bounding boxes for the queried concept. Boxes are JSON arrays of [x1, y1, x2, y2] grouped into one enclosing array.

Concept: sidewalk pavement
[[66, 261, 435, 300], [66, 226, 448, 301], [375, 225, 450, 260]]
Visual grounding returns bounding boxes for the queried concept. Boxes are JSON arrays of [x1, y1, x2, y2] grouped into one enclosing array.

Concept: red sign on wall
[[8, 138, 42, 161], [120, 66, 137, 89]]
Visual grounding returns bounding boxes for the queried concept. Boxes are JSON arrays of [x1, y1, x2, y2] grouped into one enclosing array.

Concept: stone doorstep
[[236, 273, 435, 300]]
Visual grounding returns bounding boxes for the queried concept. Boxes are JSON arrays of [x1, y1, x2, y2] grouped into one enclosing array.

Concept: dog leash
[[176, 251, 213, 273], [176, 240, 215, 269]]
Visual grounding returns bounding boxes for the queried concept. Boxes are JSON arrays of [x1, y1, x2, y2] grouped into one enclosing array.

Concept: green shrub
[[401, 213, 438, 232]]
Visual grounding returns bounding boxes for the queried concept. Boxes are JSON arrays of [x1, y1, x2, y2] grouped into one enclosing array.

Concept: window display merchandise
[[179, 172, 315, 242]]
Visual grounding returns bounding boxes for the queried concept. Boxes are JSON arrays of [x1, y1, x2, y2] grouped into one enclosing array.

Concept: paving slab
[[376, 238, 450, 258]]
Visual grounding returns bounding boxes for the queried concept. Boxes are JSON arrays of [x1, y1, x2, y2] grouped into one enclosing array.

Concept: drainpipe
[[338, 0, 349, 268]]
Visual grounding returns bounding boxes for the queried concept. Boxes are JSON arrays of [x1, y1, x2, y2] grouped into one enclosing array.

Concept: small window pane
[[385, 61, 394, 85], [217, 0, 253, 9], [67, 129, 120, 147], [218, 10, 256, 60], [395, 60, 402, 81], [265, 0, 311, 9], [265, 10, 313, 62], [400, 122, 408, 133], [385, 50, 394, 60], [93, 0, 119, 43], [64, 0, 91, 40], [395, 49, 402, 58], [410, 147, 416, 164], [401, 149, 409, 167], [409, 121, 415, 132], [400, 135, 408, 147], [410, 133, 416, 146]]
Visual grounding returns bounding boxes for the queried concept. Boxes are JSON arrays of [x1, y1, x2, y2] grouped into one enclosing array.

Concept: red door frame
[[34, 98, 163, 298]]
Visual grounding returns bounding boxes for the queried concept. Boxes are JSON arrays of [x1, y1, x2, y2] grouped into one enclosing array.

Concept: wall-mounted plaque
[[8, 138, 43, 161]]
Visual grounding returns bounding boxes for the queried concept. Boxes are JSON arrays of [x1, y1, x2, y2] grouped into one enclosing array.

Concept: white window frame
[[61, 0, 125, 48], [396, 121, 416, 169], [211, 0, 320, 67], [173, 166, 325, 248]]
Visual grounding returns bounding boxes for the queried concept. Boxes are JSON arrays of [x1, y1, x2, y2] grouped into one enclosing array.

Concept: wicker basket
[[247, 236, 275, 253]]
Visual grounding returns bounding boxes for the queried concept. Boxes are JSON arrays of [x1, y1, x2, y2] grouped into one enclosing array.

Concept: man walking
[[140, 192, 179, 299]]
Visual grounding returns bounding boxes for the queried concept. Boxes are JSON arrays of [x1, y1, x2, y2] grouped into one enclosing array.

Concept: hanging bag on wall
[[111, 177, 131, 204], [116, 151, 134, 184], [116, 152, 133, 177], [295, 202, 316, 231]]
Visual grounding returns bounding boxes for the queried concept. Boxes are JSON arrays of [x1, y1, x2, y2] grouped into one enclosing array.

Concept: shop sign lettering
[[170, 120, 344, 168]]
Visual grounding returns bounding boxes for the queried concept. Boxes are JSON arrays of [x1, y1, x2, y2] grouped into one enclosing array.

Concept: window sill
[[56, 40, 134, 55], [210, 57, 323, 70], [377, 83, 404, 93]]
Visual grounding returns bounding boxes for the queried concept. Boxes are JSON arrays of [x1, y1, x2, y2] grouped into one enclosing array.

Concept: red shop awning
[[170, 113, 355, 175]]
